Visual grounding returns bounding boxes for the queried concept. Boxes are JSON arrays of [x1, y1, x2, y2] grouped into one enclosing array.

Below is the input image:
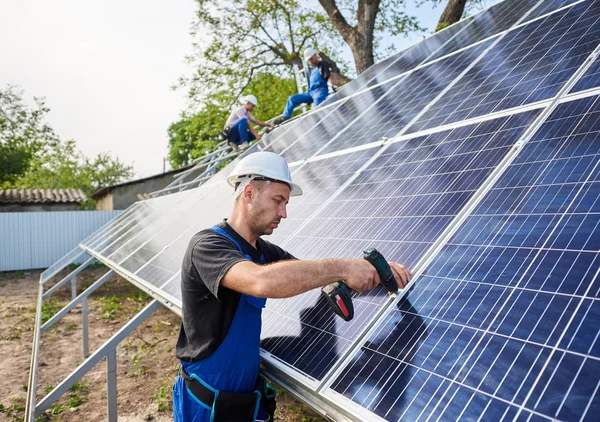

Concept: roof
[[0, 189, 87, 205], [91, 163, 196, 199]]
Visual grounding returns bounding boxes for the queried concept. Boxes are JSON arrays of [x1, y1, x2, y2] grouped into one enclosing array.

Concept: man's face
[[245, 102, 256, 112], [247, 181, 290, 236], [308, 55, 318, 66]]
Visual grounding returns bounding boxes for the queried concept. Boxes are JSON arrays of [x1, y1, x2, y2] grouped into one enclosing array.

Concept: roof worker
[[222, 95, 274, 151], [273, 47, 332, 125], [173, 151, 412, 422]]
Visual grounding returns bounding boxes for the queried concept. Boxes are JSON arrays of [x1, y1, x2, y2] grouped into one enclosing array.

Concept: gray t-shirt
[[176, 221, 295, 362]]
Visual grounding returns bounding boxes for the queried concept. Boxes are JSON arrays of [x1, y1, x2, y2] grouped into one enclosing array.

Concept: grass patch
[[153, 384, 171, 412], [64, 322, 78, 331], [98, 295, 121, 320], [41, 301, 64, 324], [127, 354, 147, 377]]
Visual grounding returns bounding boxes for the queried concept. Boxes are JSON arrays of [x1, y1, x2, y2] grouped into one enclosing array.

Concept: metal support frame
[[25, 245, 162, 422], [35, 301, 161, 418]]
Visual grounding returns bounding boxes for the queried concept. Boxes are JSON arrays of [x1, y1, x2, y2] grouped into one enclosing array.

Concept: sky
[[0, 0, 497, 179]]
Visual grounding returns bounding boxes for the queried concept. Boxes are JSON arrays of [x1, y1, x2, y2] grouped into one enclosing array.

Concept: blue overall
[[282, 66, 329, 119], [227, 118, 256, 146], [173, 227, 267, 422]]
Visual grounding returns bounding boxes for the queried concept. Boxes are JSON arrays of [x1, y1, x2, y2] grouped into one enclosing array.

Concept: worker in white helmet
[[273, 47, 332, 124], [173, 151, 412, 422], [222, 95, 274, 151]]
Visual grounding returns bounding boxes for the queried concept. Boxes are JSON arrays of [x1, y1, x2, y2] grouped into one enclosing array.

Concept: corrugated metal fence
[[0, 210, 121, 271]]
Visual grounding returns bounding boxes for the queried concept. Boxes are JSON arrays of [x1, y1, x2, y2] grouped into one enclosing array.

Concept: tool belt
[[181, 367, 276, 422], [220, 125, 232, 141]]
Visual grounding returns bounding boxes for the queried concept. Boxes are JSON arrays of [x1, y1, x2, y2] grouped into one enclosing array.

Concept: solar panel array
[[74, 0, 600, 420]]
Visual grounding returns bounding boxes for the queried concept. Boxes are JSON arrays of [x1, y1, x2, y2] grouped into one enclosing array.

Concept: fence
[[0, 210, 121, 271]]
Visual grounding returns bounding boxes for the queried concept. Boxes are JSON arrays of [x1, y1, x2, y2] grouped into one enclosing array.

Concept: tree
[[182, 0, 352, 106], [1, 85, 134, 209], [182, 0, 489, 107], [13, 138, 134, 209], [170, 72, 297, 169], [0, 85, 59, 185]]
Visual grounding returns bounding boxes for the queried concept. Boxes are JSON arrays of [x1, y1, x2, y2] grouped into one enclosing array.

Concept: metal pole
[[107, 349, 118, 422], [82, 299, 89, 359], [71, 275, 76, 301]]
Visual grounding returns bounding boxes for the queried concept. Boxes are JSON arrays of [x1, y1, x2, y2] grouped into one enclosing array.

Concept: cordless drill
[[321, 248, 399, 321]]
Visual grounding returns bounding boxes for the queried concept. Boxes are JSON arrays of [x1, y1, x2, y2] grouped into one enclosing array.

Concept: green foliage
[[41, 300, 63, 324], [0, 85, 59, 185], [127, 354, 147, 377], [98, 295, 121, 320], [180, 0, 345, 106], [12, 138, 133, 210], [1, 85, 133, 207], [153, 381, 172, 412], [169, 73, 296, 169]]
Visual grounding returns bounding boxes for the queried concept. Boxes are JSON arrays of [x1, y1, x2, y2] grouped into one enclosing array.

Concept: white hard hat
[[244, 95, 258, 106], [227, 152, 302, 197], [303, 47, 317, 61]]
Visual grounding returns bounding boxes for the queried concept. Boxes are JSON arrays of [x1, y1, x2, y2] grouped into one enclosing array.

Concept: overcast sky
[[0, 0, 496, 179]]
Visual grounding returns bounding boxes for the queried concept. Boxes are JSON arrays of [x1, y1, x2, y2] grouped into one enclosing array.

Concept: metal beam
[[35, 300, 161, 417], [41, 270, 115, 333], [42, 256, 95, 297]]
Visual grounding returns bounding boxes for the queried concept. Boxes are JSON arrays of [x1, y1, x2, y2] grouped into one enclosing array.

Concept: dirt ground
[[0, 266, 325, 422]]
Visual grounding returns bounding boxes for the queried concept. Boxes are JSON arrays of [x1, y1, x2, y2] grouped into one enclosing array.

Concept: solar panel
[[571, 57, 600, 93], [260, 110, 540, 383], [316, 40, 494, 156], [323, 94, 600, 421], [409, 0, 600, 132]]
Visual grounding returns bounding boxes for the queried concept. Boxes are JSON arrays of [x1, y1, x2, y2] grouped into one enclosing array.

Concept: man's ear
[[241, 183, 255, 203]]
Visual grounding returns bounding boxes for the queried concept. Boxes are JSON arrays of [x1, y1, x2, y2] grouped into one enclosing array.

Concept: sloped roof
[[0, 189, 87, 204]]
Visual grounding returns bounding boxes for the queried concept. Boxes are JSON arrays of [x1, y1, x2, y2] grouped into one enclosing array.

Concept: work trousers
[[227, 118, 256, 146], [283, 91, 328, 119]]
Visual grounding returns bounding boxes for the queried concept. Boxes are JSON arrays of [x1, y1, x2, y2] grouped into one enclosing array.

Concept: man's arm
[[248, 123, 262, 141], [221, 258, 411, 298], [250, 116, 275, 129]]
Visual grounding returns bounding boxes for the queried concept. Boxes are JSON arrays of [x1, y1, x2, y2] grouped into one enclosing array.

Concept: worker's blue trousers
[[227, 118, 256, 145], [282, 91, 328, 119]]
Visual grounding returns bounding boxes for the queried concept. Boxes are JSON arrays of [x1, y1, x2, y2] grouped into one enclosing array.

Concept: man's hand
[[268, 123, 276, 128], [256, 134, 262, 141], [342, 259, 380, 292], [390, 262, 412, 289]]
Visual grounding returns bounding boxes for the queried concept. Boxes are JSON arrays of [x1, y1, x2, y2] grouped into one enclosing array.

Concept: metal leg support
[[71, 275, 77, 300], [107, 349, 118, 422], [82, 299, 89, 358]]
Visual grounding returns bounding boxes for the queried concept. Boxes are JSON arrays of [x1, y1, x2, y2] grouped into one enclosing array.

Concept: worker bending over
[[274, 48, 332, 124], [172, 151, 411, 421], [223, 95, 274, 151]]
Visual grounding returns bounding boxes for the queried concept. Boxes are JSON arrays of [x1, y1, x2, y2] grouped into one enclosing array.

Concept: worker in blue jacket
[[172, 151, 412, 421], [273, 48, 332, 124]]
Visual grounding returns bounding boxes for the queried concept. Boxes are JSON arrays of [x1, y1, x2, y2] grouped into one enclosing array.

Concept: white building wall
[[0, 210, 121, 271]]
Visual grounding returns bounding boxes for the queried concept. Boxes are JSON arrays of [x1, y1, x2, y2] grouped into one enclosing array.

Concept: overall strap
[[211, 226, 265, 264]]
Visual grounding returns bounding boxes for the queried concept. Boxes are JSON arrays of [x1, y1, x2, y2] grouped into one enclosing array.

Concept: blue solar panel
[[278, 80, 399, 162], [410, 0, 600, 133], [524, 0, 584, 23], [327, 95, 600, 421], [424, 0, 539, 63], [571, 57, 600, 93], [322, 12, 474, 106], [260, 111, 540, 383], [317, 40, 493, 156]]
